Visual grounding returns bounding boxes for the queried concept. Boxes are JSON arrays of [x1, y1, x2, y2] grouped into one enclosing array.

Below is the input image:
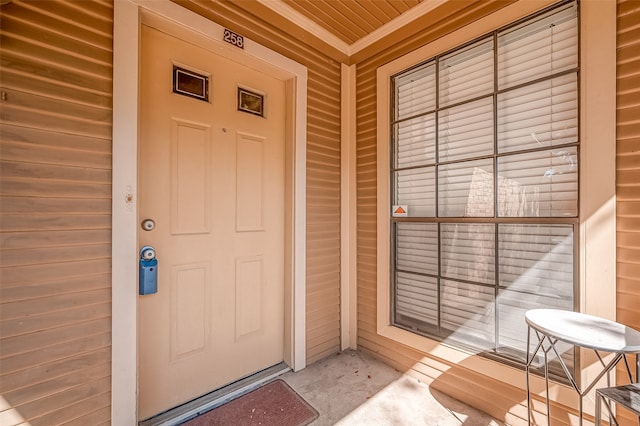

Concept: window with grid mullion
[[390, 0, 578, 369]]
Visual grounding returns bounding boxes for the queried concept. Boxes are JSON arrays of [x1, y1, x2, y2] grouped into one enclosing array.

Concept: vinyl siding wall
[[1, 0, 635, 424], [355, 1, 639, 425], [1, 0, 343, 423], [616, 0, 640, 338], [616, 1, 640, 424], [0, 0, 113, 424]]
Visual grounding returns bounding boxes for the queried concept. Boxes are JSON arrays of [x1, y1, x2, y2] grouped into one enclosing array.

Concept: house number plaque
[[223, 28, 244, 49]]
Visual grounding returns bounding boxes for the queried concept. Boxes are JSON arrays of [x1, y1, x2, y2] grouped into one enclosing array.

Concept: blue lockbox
[[139, 246, 158, 295]]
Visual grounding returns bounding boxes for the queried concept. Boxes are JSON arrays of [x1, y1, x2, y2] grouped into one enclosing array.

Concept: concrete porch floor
[[281, 349, 504, 426]]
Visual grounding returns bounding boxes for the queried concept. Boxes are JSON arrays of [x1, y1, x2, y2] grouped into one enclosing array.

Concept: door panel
[[138, 25, 285, 420], [171, 120, 212, 234]]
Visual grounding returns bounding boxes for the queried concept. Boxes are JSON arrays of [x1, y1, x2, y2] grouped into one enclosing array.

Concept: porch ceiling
[[282, 0, 424, 46], [181, 0, 516, 64]]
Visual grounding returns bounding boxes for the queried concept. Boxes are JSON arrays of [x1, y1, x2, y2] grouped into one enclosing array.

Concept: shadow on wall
[[427, 360, 577, 426]]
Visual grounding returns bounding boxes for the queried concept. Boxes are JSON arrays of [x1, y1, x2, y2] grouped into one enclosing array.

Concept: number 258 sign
[[223, 28, 244, 49]]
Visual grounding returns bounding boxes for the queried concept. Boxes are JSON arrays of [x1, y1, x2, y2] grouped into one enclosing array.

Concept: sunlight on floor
[[282, 350, 503, 426], [1, 395, 30, 426], [334, 374, 502, 426]]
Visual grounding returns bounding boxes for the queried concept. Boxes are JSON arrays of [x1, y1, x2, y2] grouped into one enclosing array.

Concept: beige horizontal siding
[[0, 0, 113, 425], [616, 1, 640, 424], [617, 0, 640, 330], [175, 0, 343, 365]]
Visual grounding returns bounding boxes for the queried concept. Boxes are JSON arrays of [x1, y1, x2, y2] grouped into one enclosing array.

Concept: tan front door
[[138, 24, 286, 420]]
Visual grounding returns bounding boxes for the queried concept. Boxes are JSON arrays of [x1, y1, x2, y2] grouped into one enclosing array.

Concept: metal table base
[[525, 309, 640, 426]]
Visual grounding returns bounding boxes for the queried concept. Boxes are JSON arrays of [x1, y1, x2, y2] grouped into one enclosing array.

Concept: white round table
[[525, 309, 640, 425]]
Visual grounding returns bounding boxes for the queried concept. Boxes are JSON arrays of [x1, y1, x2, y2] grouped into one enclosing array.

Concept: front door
[[138, 24, 286, 420]]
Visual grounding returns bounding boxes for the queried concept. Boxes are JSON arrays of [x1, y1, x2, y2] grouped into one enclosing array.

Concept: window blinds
[[394, 222, 575, 359], [497, 2, 578, 90], [439, 97, 494, 162], [439, 38, 493, 107], [391, 1, 578, 363], [395, 62, 436, 120]]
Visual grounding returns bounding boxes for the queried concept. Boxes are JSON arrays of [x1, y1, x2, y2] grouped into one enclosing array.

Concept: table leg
[[527, 326, 532, 426], [543, 344, 551, 426]]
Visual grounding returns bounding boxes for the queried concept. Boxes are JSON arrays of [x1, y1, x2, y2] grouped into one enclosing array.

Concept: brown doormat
[[182, 379, 319, 426]]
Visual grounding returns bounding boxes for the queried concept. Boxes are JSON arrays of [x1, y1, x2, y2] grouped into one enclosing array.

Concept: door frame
[[112, 1, 308, 423]]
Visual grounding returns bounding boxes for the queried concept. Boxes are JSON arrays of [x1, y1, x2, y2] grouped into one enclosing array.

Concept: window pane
[[498, 73, 578, 153], [438, 96, 494, 162], [395, 62, 436, 120], [497, 288, 574, 368], [395, 113, 436, 168], [441, 279, 495, 350], [441, 223, 495, 285], [498, 147, 578, 217], [497, 224, 573, 362], [498, 2, 578, 89], [396, 222, 438, 275], [498, 224, 573, 294], [395, 271, 438, 326], [394, 167, 436, 217], [439, 159, 494, 217], [439, 38, 493, 107]]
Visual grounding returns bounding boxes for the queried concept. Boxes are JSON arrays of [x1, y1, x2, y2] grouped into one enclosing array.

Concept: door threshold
[[139, 362, 291, 426]]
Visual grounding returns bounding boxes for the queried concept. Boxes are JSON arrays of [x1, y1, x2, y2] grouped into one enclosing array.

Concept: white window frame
[[376, 0, 615, 410]]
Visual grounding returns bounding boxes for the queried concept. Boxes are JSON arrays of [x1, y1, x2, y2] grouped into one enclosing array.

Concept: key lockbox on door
[[139, 246, 158, 295]]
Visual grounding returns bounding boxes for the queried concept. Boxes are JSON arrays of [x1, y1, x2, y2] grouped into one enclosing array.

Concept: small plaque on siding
[[392, 205, 408, 217], [173, 65, 209, 102]]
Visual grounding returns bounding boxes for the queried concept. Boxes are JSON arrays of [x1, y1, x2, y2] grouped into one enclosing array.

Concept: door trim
[[112, 1, 308, 423]]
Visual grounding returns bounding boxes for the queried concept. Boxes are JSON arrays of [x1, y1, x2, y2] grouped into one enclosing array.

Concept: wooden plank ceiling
[[282, 0, 423, 45], [177, 0, 514, 64]]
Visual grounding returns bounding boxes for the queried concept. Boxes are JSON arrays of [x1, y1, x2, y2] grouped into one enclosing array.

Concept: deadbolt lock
[[141, 218, 156, 231]]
